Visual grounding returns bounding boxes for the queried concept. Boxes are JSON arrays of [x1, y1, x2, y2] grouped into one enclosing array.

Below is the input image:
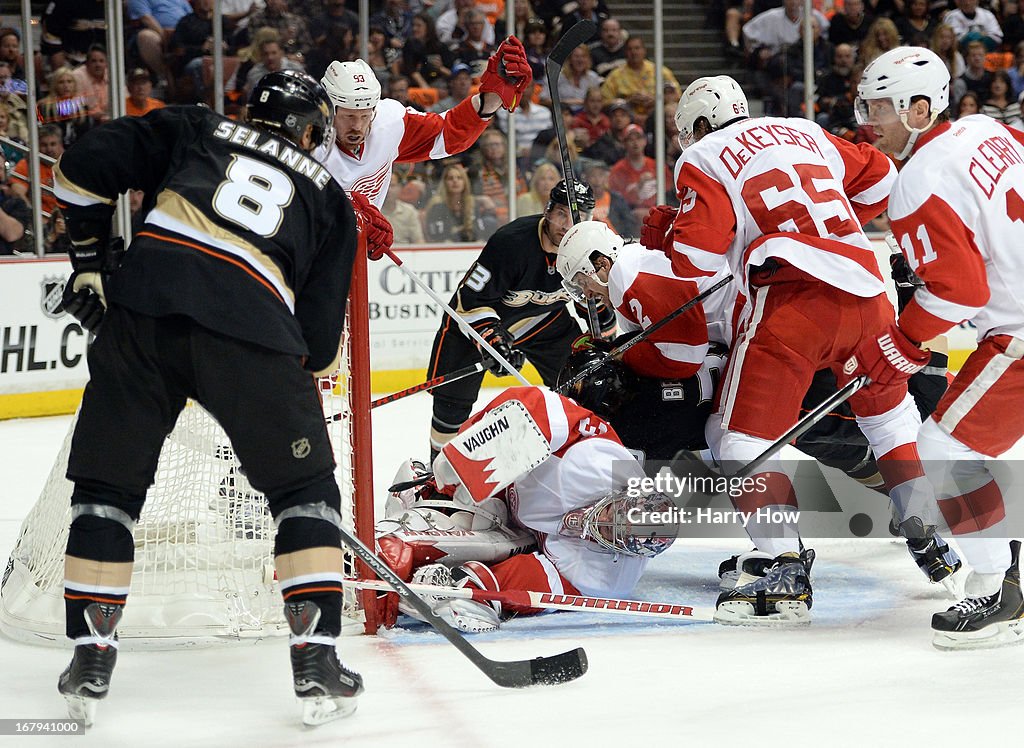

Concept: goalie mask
[[559, 488, 676, 558]]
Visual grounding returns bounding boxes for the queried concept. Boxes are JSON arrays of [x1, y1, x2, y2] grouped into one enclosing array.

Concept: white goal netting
[[1, 260, 377, 648]]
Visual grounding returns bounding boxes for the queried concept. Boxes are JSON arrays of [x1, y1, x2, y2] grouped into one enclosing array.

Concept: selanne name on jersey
[[213, 121, 332, 190]]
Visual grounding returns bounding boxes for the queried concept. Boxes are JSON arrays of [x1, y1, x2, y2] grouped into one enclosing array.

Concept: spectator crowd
[[709, 0, 1024, 138], [13, 0, 1016, 252], [1, 0, 685, 253]]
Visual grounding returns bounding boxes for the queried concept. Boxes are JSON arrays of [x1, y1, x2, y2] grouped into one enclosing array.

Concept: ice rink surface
[[1, 391, 1021, 748]]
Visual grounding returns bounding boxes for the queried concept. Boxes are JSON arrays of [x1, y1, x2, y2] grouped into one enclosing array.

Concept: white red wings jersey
[[668, 116, 895, 296], [888, 116, 1024, 344], [443, 386, 650, 598], [609, 242, 710, 379], [314, 97, 488, 208]]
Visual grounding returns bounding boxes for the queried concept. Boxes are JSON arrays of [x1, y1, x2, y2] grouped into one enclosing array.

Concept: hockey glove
[[846, 323, 930, 387], [62, 237, 126, 334], [570, 332, 613, 354], [479, 36, 533, 113], [640, 204, 677, 255], [350, 190, 394, 261], [474, 320, 525, 376], [889, 252, 924, 314]]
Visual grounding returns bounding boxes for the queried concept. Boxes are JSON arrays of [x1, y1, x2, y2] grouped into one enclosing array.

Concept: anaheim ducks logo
[[291, 437, 311, 459], [503, 288, 572, 307]]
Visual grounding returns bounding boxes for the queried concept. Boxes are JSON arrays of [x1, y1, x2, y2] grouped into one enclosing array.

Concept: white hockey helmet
[[555, 220, 624, 302], [559, 488, 676, 559], [855, 46, 949, 156], [321, 59, 381, 110], [675, 75, 748, 149]]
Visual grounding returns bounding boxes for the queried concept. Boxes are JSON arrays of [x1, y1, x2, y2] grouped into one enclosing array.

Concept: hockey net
[[0, 255, 378, 648]]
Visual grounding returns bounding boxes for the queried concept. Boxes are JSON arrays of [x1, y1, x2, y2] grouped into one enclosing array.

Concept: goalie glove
[[400, 562, 501, 633], [62, 236, 126, 334], [474, 320, 525, 376], [479, 36, 533, 113], [845, 323, 930, 387], [349, 190, 394, 261], [640, 204, 677, 255]]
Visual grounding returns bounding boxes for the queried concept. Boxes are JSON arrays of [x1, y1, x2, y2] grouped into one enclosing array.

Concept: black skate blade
[[485, 647, 588, 688]]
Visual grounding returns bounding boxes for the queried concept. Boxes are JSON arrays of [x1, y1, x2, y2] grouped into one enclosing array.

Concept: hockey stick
[[370, 362, 484, 409], [672, 375, 871, 506], [545, 19, 602, 337], [555, 274, 734, 394], [325, 363, 486, 422], [346, 578, 715, 622], [337, 524, 588, 687], [382, 248, 529, 385], [734, 374, 869, 480]]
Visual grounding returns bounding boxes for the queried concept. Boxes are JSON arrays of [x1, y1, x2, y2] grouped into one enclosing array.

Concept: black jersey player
[[425, 178, 616, 458], [54, 71, 362, 727]]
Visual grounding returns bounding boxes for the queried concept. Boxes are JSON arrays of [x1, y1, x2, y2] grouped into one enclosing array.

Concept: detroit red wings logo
[[349, 161, 391, 204]]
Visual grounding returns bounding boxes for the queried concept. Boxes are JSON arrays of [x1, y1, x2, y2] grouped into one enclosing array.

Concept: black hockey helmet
[[547, 178, 596, 214], [557, 348, 637, 419], [246, 70, 334, 151]]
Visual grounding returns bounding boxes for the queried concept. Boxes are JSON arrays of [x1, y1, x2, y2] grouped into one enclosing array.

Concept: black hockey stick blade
[[547, 20, 597, 66], [339, 524, 588, 688], [387, 473, 434, 493]]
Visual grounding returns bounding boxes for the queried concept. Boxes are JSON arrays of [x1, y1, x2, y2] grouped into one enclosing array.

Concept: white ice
[[1, 390, 1021, 748]]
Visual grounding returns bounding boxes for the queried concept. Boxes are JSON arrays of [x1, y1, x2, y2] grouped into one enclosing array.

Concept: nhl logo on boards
[[291, 437, 311, 459], [41, 277, 67, 319]]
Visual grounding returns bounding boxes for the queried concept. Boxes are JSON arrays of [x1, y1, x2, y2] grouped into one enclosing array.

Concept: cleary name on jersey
[[453, 214, 578, 340], [53, 106, 358, 374]]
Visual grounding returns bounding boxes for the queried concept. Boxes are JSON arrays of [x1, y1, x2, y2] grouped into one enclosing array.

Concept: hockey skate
[[57, 603, 122, 727], [932, 541, 1024, 651], [714, 549, 814, 625], [900, 518, 963, 598], [286, 601, 364, 726], [717, 549, 774, 592]]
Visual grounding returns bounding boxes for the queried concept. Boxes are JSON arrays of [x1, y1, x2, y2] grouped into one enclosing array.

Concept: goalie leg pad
[[434, 399, 552, 504]]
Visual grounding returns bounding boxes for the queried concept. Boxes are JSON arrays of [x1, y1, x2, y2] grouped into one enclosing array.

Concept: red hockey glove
[[350, 190, 394, 261], [479, 36, 533, 112], [640, 204, 677, 255], [845, 323, 930, 387]]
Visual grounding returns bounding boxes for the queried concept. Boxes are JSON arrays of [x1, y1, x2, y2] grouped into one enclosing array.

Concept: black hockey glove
[[596, 302, 617, 338], [474, 321, 525, 376], [63, 236, 126, 334], [890, 253, 924, 313]]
